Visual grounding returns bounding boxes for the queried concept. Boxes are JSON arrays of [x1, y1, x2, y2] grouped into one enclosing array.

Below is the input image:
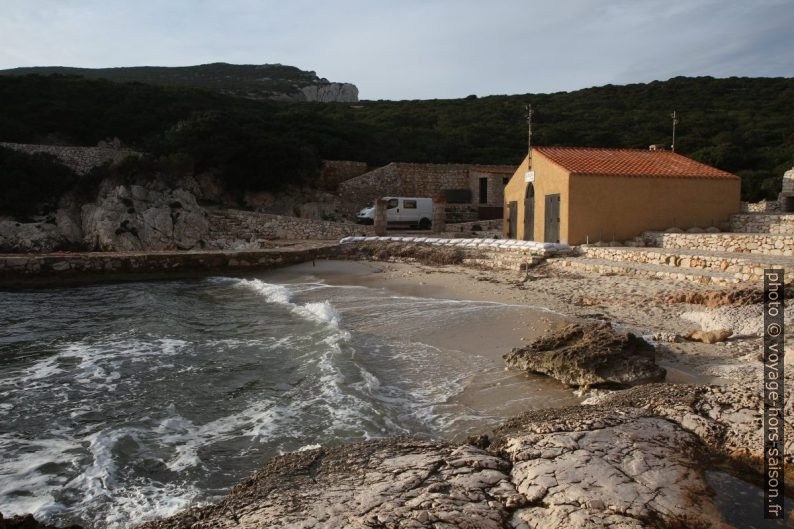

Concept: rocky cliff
[[0, 63, 359, 103]]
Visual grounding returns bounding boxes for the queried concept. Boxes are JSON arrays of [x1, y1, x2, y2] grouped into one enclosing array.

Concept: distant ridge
[[0, 62, 359, 102]]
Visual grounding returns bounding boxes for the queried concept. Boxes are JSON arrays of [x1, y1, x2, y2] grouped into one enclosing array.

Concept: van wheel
[[419, 218, 431, 230]]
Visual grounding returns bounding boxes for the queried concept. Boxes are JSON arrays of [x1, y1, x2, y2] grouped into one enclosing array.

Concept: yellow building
[[503, 146, 741, 245]]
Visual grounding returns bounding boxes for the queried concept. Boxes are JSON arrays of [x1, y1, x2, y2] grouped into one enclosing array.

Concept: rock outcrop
[[491, 406, 732, 529], [0, 513, 81, 529], [588, 382, 794, 486], [504, 322, 666, 388], [299, 82, 358, 103], [81, 184, 209, 251], [138, 406, 731, 529], [0, 208, 83, 252]]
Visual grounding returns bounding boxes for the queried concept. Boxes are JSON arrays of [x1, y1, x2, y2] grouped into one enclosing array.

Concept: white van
[[356, 197, 433, 229]]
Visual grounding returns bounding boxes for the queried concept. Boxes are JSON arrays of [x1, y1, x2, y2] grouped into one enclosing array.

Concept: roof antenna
[[526, 104, 534, 159], [670, 110, 678, 152]]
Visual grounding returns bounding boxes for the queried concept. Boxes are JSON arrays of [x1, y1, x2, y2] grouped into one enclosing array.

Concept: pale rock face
[[0, 207, 84, 252], [138, 407, 731, 529], [81, 184, 209, 251], [492, 407, 732, 529], [300, 82, 359, 102], [55, 207, 83, 244], [0, 219, 61, 252], [589, 379, 794, 485]]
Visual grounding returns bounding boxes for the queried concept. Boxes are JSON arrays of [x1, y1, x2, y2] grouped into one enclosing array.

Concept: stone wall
[[338, 237, 569, 271], [469, 167, 513, 207], [338, 163, 403, 208], [0, 142, 140, 175], [643, 231, 794, 256], [0, 244, 337, 287], [729, 213, 794, 235], [579, 245, 794, 283], [318, 160, 369, 191], [741, 200, 780, 213], [208, 209, 373, 247], [338, 162, 512, 212]]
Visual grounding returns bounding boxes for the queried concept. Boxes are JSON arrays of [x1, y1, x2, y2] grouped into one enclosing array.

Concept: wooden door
[[524, 184, 534, 240], [544, 194, 560, 243], [507, 201, 517, 238]]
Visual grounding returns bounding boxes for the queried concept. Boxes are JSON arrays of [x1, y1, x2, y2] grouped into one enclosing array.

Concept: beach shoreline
[[3, 254, 792, 528]]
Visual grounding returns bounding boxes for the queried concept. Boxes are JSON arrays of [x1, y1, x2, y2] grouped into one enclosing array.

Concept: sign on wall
[[524, 171, 535, 183]]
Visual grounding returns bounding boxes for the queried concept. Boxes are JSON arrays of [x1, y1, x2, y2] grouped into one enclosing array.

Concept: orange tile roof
[[534, 146, 738, 179]]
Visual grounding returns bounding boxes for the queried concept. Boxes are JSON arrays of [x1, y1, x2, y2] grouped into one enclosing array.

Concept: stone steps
[[549, 257, 740, 285], [641, 231, 794, 256], [580, 246, 794, 282]]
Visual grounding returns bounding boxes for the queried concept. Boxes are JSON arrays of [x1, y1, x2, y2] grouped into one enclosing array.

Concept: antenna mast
[[670, 110, 679, 152], [526, 104, 533, 158]]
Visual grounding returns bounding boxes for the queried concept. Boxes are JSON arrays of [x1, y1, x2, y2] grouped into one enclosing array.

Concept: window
[[386, 199, 398, 209], [403, 200, 417, 209], [479, 178, 488, 204]]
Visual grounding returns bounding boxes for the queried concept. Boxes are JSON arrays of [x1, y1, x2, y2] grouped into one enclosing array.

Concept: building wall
[[398, 164, 471, 197], [567, 173, 741, 245], [469, 169, 511, 207], [502, 154, 570, 242], [504, 151, 741, 245], [339, 162, 511, 213]]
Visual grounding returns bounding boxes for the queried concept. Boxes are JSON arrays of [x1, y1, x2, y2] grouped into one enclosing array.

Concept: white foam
[[236, 278, 292, 305], [300, 301, 342, 327]]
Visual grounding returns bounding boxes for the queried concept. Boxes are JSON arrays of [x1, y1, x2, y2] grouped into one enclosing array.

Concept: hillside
[[0, 74, 792, 203], [0, 63, 359, 102]]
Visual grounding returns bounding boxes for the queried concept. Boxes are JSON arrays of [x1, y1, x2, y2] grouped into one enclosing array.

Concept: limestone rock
[[686, 328, 732, 343], [138, 438, 514, 529], [491, 406, 732, 529], [137, 408, 731, 529], [0, 219, 61, 252], [54, 207, 83, 245], [589, 382, 794, 487], [503, 321, 666, 388], [299, 82, 358, 102], [0, 512, 82, 528], [81, 185, 209, 251]]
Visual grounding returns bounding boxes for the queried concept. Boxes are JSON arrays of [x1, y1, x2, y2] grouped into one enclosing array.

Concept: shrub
[[0, 146, 77, 218]]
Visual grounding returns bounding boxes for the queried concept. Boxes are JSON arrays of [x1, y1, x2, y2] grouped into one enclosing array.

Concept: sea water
[[0, 270, 577, 528]]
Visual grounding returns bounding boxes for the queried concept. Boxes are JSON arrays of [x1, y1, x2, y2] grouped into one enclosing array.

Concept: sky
[[1, 0, 793, 100]]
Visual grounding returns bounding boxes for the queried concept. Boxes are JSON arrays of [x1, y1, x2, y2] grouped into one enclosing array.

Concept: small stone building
[[339, 162, 514, 222], [503, 147, 741, 244]]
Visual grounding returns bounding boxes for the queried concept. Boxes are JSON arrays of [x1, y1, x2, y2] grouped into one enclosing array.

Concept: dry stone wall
[[730, 213, 794, 235], [338, 162, 511, 212], [741, 200, 780, 213], [643, 231, 794, 256], [0, 142, 140, 175], [318, 160, 369, 191], [580, 245, 794, 283], [208, 209, 372, 247], [0, 244, 337, 287], [338, 163, 402, 208]]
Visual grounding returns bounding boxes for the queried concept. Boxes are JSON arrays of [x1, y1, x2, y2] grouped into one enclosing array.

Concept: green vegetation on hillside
[[0, 63, 329, 101], [0, 74, 792, 203], [0, 146, 78, 218]]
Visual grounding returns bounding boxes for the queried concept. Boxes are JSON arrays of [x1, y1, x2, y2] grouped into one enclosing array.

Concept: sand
[[273, 259, 776, 389]]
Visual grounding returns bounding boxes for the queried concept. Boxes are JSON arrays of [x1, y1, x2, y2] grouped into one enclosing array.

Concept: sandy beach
[[280, 258, 770, 390]]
